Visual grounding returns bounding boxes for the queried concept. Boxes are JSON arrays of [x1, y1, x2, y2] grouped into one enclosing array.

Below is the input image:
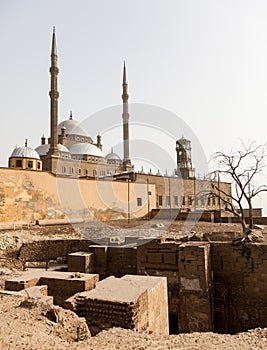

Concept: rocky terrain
[[0, 221, 266, 349]]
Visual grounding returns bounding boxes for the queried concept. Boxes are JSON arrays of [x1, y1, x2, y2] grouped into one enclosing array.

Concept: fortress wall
[[0, 168, 155, 222]]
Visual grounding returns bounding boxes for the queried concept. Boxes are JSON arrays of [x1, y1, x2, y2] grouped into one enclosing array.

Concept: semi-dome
[[58, 113, 88, 137], [35, 144, 70, 156], [11, 146, 40, 160], [69, 143, 104, 157]]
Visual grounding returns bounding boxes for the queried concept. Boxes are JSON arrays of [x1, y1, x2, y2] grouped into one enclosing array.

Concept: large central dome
[[58, 114, 88, 137]]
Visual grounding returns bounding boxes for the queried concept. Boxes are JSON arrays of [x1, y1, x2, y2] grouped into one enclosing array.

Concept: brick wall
[[19, 239, 94, 262], [75, 275, 169, 335], [177, 243, 212, 332], [40, 274, 99, 306], [211, 242, 267, 333]]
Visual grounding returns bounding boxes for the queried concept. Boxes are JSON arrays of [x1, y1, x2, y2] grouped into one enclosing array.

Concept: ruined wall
[[40, 274, 99, 306], [137, 239, 180, 317], [76, 291, 146, 334], [85, 245, 137, 278], [0, 168, 155, 222], [211, 242, 267, 333], [106, 247, 137, 277], [75, 275, 169, 335], [136, 239, 213, 333], [177, 243, 213, 332], [18, 237, 267, 334], [19, 239, 94, 262], [68, 252, 95, 274], [146, 276, 169, 335]]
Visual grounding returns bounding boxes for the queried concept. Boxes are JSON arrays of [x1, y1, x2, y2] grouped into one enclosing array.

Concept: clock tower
[[175, 136, 195, 179]]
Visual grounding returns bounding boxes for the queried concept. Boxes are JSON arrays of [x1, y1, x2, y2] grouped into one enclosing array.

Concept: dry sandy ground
[[0, 294, 266, 350], [0, 221, 266, 349]]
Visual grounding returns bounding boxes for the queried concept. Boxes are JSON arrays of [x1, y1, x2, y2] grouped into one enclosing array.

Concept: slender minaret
[[122, 61, 131, 169], [48, 27, 59, 156]]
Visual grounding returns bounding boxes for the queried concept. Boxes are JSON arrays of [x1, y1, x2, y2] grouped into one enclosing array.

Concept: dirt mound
[[0, 294, 89, 349]]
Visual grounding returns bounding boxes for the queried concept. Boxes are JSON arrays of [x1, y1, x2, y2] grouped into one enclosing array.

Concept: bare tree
[[209, 141, 267, 240]]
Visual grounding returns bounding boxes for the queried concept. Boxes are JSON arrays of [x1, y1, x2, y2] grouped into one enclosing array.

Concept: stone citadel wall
[[0, 168, 156, 222]]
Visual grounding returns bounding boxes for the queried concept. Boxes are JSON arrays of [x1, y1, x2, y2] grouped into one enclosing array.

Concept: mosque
[[7, 28, 231, 212], [8, 28, 194, 182]]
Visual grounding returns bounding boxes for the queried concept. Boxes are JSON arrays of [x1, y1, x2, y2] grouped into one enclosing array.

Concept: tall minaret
[[48, 27, 59, 156], [122, 61, 131, 169]]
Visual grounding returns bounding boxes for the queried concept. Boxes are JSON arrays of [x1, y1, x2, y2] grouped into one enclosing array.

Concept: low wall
[[221, 216, 267, 225], [150, 209, 214, 222], [19, 239, 94, 262]]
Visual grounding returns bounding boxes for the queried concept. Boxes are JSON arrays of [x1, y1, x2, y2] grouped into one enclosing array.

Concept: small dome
[[35, 144, 49, 156], [106, 151, 121, 161], [58, 118, 88, 137], [11, 146, 40, 160], [35, 144, 70, 156], [177, 136, 190, 144], [69, 143, 104, 157]]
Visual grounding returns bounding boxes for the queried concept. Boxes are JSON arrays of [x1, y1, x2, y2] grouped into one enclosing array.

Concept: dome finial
[[69, 110, 73, 120], [25, 139, 28, 147]]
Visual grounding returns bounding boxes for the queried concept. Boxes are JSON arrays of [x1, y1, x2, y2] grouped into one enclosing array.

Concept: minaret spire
[[122, 61, 131, 169], [48, 27, 59, 156], [122, 61, 129, 103], [51, 26, 57, 56]]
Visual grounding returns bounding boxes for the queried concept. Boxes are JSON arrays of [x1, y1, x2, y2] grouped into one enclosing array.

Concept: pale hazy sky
[[1, 0, 267, 212]]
